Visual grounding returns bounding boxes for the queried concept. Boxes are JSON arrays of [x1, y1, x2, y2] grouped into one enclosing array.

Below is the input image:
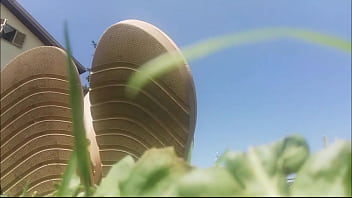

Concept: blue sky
[[18, 0, 351, 167]]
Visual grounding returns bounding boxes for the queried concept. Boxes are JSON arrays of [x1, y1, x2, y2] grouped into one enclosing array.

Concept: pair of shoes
[[0, 20, 196, 196]]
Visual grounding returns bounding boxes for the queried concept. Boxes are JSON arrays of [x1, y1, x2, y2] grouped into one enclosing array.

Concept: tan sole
[[0, 46, 83, 196], [89, 19, 197, 176]]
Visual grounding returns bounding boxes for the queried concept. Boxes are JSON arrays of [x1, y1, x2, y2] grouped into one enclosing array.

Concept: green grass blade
[[286, 29, 351, 52], [126, 27, 351, 97], [19, 182, 29, 197], [186, 140, 194, 163], [54, 152, 81, 197], [63, 21, 92, 196]]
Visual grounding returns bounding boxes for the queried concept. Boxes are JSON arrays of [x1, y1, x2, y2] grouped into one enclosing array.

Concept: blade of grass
[[64, 21, 92, 196], [126, 27, 351, 97], [19, 182, 29, 197], [54, 152, 81, 197], [186, 140, 194, 163]]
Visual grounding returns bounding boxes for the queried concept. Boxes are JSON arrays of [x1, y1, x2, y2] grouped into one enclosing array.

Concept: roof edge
[[1, 0, 86, 74]]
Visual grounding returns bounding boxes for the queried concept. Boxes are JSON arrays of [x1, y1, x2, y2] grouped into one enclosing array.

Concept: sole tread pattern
[[90, 20, 196, 175], [0, 47, 81, 196]]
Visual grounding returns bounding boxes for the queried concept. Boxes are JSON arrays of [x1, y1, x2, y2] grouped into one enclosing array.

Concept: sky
[[17, 0, 351, 167]]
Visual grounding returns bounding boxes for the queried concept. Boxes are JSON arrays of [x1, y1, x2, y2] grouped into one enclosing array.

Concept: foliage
[[39, 135, 352, 197]]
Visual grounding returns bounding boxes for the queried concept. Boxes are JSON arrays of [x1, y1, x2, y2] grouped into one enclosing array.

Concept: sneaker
[[89, 19, 197, 176], [0, 46, 94, 196]]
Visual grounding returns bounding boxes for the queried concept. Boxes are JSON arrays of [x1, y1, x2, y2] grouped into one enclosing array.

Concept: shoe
[[0, 46, 92, 196], [89, 19, 197, 176]]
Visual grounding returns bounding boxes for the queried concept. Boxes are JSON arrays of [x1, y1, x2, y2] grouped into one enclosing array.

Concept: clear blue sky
[[18, 0, 351, 167]]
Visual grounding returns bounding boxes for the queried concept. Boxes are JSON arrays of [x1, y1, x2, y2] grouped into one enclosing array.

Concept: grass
[[55, 22, 92, 196]]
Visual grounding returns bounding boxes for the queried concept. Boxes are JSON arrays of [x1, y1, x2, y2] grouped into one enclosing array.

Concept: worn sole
[[0, 46, 82, 196], [89, 19, 197, 176]]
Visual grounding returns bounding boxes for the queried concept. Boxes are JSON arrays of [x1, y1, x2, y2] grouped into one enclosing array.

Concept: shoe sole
[[89, 19, 197, 176], [0, 46, 82, 196]]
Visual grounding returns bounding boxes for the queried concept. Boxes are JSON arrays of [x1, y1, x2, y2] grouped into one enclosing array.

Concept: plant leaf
[[93, 156, 135, 197], [120, 147, 191, 197], [175, 167, 243, 197], [291, 140, 351, 197], [222, 135, 309, 196]]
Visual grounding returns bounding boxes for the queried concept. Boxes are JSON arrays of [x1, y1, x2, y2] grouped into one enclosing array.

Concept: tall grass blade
[[127, 28, 351, 97], [54, 152, 81, 197], [19, 182, 29, 197], [63, 21, 92, 196], [186, 140, 194, 163]]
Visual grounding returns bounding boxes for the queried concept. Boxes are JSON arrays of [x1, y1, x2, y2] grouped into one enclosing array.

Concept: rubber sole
[[89, 19, 197, 176], [0, 46, 82, 196]]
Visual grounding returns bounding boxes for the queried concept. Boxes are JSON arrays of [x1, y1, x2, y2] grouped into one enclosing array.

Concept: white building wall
[[1, 4, 44, 69]]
